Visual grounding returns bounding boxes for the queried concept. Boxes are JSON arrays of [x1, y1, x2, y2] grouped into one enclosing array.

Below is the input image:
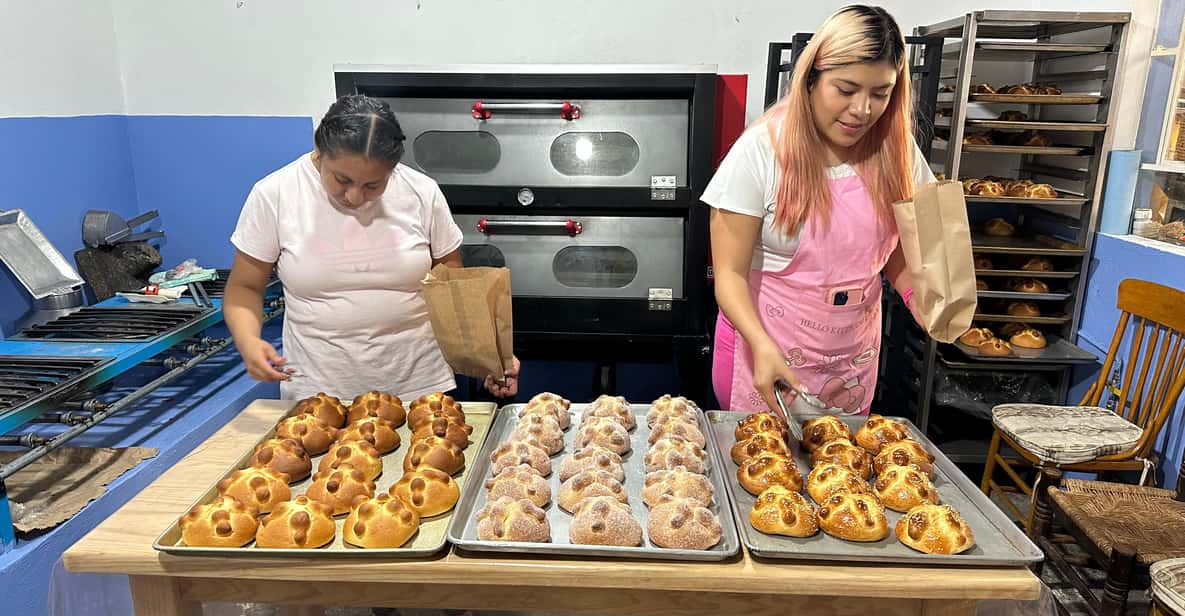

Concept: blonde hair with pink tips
[[762, 5, 914, 234]]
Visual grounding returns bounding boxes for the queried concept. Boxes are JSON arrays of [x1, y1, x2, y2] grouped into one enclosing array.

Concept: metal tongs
[[772, 379, 829, 442]]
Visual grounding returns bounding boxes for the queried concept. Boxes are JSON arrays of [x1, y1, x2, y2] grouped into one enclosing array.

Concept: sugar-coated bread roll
[[216, 466, 290, 514], [291, 392, 348, 428], [254, 495, 336, 549], [810, 439, 873, 480], [646, 437, 708, 474], [642, 467, 715, 508], [275, 414, 339, 456], [854, 415, 911, 455], [569, 496, 642, 546], [337, 416, 401, 454], [484, 464, 552, 508], [736, 412, 790, 443], [250, 438, 311, 483], [574, 417, 631, 455], [558, 445, 624, 483], [343, 493, 420, 549], [873, 464, 940, 513], [490, 440, 552, 477], [389, 467, 461, 517], [476, 497, 551, 543], [581, 395, 636, 431], [749, 485, 819, 538], [801, 416, 853, 453], [806, 463, 871, 504], [896, 504, 976, 554], [647, 394, 700, 427], [304, 467, 376, 516], [509, 413, 565, 455], [647, 496, 723, 550], [520, 394, 571, 430], [402, 436, 465, 476], [526, 391, 571, 412], [647, 418, 706, 449], [730, 433, 790, 465], [557, 469, 628, 513], [410, 416, 472, 449], [346, 390, 406, 427], [817, 492, 889, 542], [874, 440, 936, 477], [180, 495, 259, 547], [318, 440, 384, 481], [737, 453, 803, 496]]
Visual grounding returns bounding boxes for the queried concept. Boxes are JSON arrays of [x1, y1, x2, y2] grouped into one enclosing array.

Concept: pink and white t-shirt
[[231, 153, 464, 401]]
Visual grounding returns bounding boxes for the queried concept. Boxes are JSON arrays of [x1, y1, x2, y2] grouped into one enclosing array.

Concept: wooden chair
[[980, 279, 1185, 528]]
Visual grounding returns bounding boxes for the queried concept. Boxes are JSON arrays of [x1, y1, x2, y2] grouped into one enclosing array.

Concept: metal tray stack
[[448, 402, 741, 561], [707, 411, 1042, 566], [155, 399, 495, 557]]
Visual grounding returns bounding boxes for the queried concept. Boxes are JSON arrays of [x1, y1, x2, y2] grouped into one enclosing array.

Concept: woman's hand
[[484, 355, 520, 398], [237, 337, 290, 382], [751, 340, 804, 423]]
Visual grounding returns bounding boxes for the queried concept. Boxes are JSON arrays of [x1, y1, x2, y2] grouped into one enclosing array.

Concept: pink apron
[[725, 173, 897, 416]]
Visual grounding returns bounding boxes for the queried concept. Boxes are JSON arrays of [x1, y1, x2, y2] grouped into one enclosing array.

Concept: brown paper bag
[[421, 265, 514, 380], [894, 180, 977, 343]]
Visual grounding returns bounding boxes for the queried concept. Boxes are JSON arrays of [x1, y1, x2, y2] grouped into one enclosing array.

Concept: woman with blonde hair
[[703, 5, 933, 417]]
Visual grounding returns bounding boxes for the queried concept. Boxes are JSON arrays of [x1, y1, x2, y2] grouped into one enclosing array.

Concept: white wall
[[110, 0, 1138, 123], [0, 0, 125, 116]]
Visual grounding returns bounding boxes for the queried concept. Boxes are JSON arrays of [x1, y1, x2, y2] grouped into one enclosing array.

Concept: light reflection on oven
[[552, 246, 638, 288]]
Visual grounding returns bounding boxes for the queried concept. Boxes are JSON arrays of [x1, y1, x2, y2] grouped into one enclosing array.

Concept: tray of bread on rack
[[706, 411, 1042, 565], [446, 393, 741, 561], [953, 323, 1097, 364], [973, 254, 1080, 279], [956, 82, 1102, 105], [960, 176, 1084, 205], [154, 392, 494, 556], [975, 275, 1072, 301]]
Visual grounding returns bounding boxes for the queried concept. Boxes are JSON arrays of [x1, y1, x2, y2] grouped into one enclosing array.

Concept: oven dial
[[516, 188, 535, 206]]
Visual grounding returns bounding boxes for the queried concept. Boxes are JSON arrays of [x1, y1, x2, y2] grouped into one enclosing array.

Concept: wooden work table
[[63, 400, 1041, 615]]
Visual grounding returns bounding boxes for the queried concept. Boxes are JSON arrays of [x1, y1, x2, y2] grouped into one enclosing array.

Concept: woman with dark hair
[[226, 94, 519, 400]]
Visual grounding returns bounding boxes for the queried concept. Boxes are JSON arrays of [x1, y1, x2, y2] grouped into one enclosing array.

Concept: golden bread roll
[[645, 437, 708, 474], [343, 493, 420, 548], [984, 217, 1015, 236], [519, 397, 571, 430], [647, 496, 723, 550], [216, 466, 290, 514], [255, 495, 336, 549], [874, 440, 936, 477], [736, 412, 791, 443], [962, 179, 980, 195], [557, 469, 629, 513], [250, 437, 311, 483], [971, 83, 996, 94], [1007, 301, 1041, 317], [484, 464, 552, 508], [737, 453, 803, 496], [409, 416, 472, 450], [476, 497, 551, 543], [179, 495, 259, 547], [816, 492, 889, 542], [896, 504, 976, 554], [407, 393, 465, 430], [304, 467, 376, 516], [490, 440, 552, 477], [810, 438, 873, 479], [647, 395, 700, 427], [1000, 83, 1036, 95], [318, 440, 383, 480], [1012, 132, 1052, 148], [806, 463, 871, 504], [854, 415, 910, 455], [873, 464, 940, 512], [962, 133, 993, 145], [1039, 84, 1062, 95], [291, 392, 348, 428], [569, 496, 642, 546], [509, 413, 565, 455], [749, 485, 819, 538], [1021, 257, 1053, 272], [976, 279, 989, 291], [402, 436, 465, 475], [581, 395, 636, 431], [974, 255, 994, 270], [997, 110, 1028, 121], [1027, 183, 1057, 198], [574, 417, 631, 455], [970, 181, 1005, 197], [978, 338, 1014, 356], [999, 322, 1028, 338], [642, 467, 715, 508], [1010, 328, 1047, 349], [558, 445, 625, 482], [1013, 278, 1050, 294], [337, 417, 401, 454], [390, 467, 461, 517], [958, 327, 995, 346], [647, 418, 706, 449], [346, 390, 406, 427], [275, 414, 339, 456], [801, 416, 853, 453], [730, 433, 790, 465]]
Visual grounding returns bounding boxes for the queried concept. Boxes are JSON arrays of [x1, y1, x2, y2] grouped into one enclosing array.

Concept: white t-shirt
[[231, 154, 464, 401], [701, 123, 936, 272]]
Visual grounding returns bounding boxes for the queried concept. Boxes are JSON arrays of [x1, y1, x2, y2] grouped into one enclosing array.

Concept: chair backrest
[[1079, 279, 1185, 456]]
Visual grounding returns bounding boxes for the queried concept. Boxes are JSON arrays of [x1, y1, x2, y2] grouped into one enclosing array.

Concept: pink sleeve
[[230, 187, 281, 263], [428, 185, 464, 260]]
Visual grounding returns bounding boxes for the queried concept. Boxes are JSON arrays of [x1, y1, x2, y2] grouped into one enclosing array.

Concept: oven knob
[[516, 188, 535, 206]]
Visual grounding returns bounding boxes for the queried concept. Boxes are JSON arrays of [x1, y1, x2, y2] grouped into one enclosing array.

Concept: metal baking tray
[[448, 403, 741, 561], [964, 194, 1088, 207], [155, 400, 495, 557], [971, 233, 1086, 256], [962, 144, 1088, 156], [977, 289, 1072, 301], [953, 336, 1097, 364], [967, 93, 1103, 105], [0, 209, 84, 299], [707, 412, 1042, 566], [965, 119, 1107, 132], [972, 313, 1072, 325], [976, 268, 1078, 279]]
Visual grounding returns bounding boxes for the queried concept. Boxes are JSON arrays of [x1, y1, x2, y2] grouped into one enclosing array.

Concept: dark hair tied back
[[314, 94, 406, 167]]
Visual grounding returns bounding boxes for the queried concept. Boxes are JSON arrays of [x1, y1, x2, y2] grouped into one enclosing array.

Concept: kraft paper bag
[[422, 265, 514, 380], [894, 180, 977, 343]]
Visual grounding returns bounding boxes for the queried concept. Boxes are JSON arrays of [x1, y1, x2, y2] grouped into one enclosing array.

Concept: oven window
[[550, 132, 640, 177], [553, 246, 638, 288], [460, 245, 506, 268], [413, 131, 501, 174]]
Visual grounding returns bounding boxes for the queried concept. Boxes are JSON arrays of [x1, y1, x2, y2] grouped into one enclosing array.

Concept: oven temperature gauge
[[516, 188, 535, 206]]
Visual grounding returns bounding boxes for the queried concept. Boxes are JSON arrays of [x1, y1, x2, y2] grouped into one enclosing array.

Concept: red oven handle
[[476, 218, 583, 236], [472, 100, 581, 121]]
